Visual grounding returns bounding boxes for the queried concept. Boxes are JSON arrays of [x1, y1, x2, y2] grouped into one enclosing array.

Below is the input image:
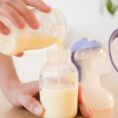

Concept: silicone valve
[[70, 38, 102, 82], [109, 29, 118, 72]]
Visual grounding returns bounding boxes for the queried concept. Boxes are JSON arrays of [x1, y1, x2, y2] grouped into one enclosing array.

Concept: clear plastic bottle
[[74, 48, 114, 118], [0, 9, 67, 55], [39, 50, 78, 118], [71, 39, 114, 118]]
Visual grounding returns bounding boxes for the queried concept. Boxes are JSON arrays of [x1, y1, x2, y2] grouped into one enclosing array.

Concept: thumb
[[15, 52, 24, 57], [78, 84, 84, 103], [78, 84, 92, 118], [20, 95, 44, 116]]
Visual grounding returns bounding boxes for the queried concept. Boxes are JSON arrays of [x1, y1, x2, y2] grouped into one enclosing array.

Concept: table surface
[[0, 72, 118, 118]]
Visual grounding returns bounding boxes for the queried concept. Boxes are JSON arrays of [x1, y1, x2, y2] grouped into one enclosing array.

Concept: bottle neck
[[47, 50, 71, 64]]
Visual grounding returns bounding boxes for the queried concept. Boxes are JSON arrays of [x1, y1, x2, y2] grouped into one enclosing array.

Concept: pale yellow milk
[[12, 36, 58, 55], [40, 40, 78, 118], [56, 40, 63, 88], [40, 87, 78, 118]]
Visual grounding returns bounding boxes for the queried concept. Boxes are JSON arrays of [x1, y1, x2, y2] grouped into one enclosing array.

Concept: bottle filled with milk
[[39, 50, 78, 118], [0, 9, 67, 55]]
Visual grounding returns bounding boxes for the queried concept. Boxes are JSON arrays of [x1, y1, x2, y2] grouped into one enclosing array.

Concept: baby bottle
[[39, 50, 78, 118], [0, 9, 67, 55], [70, 39, 114, 118]]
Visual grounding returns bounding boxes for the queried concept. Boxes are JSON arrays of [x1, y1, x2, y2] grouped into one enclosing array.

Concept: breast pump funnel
[[70, 39, 114, 111]]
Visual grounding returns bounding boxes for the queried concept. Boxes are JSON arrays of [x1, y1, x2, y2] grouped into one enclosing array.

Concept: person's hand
[[2, 80, 92, 117], [78, 84, 92, 118], [3, 80, 44, 116], [0, 0, 51, 57]]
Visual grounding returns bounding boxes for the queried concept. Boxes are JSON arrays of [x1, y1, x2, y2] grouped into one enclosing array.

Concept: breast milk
[[40, 87, 78, 118], [39, 49, 78, 118], [0, 8, 67, 55]]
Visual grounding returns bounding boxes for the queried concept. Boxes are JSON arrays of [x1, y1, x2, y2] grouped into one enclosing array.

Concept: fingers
[[24, 81, 39, 95], [24, 81, 39, 100], [20, 95, 44, 116], [79, 103, 92, 118], [78, 84, 92, 118], [0, 3, 25, 29], [0, 21, 10, 35], [23, 0, 51, 13], [15, 52, 24, 57], [78, 84, 84, 103], [5, 0, 39, 29], [0, 0, 51, 32]]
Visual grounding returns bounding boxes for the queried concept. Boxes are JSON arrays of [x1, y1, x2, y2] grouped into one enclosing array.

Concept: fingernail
[[2, 27, 10, 35], [45, 5, 52, 11], [31, 19, 39, 29], [34, 105, 43, 116], [85, 110, 92, 118], [15, 52, 24, 57], [40, 1, 52, 12], [18, 21, 25, 29], [42, 6, 52, 13]]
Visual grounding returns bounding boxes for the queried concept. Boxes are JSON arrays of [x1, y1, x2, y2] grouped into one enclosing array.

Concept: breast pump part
[[0, 8, 67, 55], [109, 29, 118, 72], [70, 39, 114, 110]]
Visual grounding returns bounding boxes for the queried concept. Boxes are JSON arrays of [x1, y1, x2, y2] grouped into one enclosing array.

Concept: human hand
[[2, 80, 92, 117], [0, 0, 51, 57], [78, 84, 92, 118], [3, 80, 44, 116]]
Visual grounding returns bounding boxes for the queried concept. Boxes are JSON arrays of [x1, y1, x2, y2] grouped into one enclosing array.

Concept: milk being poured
[[0, 8, 67, 55], [39, 44, 78, 118]]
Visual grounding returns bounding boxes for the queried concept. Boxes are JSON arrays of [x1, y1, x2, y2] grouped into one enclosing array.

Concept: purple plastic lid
[[109, 29, 118, 72], [70, 38, 102, 52]]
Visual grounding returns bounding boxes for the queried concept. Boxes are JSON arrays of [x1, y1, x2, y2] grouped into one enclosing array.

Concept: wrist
[[1, 77, 21, 94], [0, 78, 23, 107]]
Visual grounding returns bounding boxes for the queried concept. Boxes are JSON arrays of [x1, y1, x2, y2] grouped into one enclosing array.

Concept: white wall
[[13, 0, 118, 82]]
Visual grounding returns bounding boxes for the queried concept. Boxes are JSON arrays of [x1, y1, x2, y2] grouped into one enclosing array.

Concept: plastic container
[[0, 9, 67, 55], [71, 39, 114, 118], [39, 50, 78, 118]]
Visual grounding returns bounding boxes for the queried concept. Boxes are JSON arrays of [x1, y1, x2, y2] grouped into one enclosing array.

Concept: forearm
[[0, 53, 20, 92]]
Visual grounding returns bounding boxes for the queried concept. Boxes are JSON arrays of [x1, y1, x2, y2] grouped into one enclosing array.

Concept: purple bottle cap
[[109, 29, 118, 72], [70, 38, 102, 52]]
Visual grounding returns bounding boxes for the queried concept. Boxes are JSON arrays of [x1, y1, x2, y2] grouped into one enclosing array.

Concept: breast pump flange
[[70, 38, 114, 112]]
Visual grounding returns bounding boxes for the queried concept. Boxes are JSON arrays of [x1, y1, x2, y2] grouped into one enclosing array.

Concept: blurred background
[[12, 0, 118, 83]]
